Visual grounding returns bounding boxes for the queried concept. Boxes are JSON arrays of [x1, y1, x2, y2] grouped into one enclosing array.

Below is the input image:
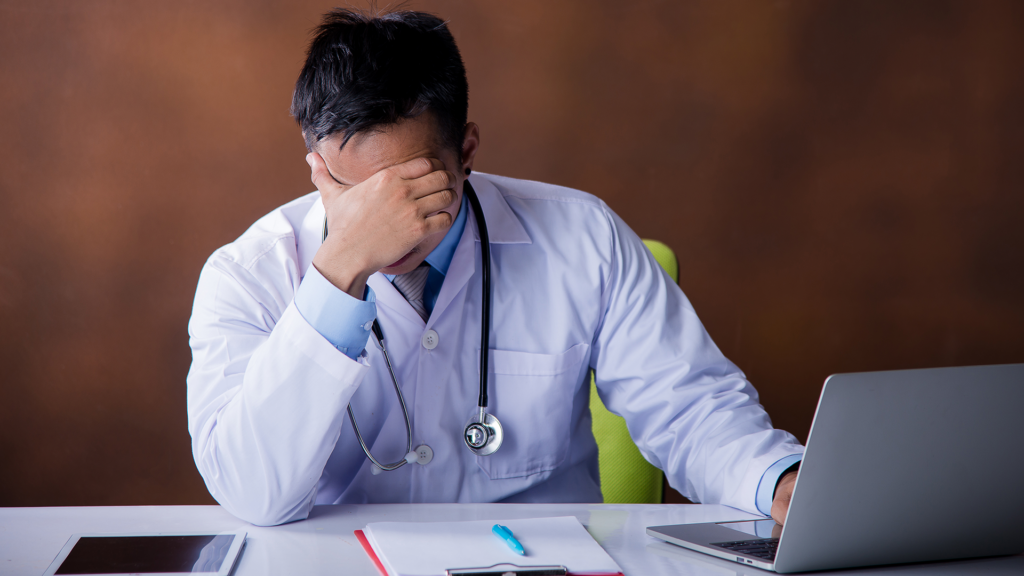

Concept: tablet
[[43, 531, 247, 576]]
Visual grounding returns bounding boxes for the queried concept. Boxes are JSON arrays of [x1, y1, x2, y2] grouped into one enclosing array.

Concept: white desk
[[2, 504, 1021, 575]]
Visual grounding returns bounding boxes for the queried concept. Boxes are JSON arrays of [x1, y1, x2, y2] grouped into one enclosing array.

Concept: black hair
[[291, 8, 469, 157]]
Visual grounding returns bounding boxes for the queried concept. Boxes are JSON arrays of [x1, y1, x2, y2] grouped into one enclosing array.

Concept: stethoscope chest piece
[[464, 411, 503, 456]]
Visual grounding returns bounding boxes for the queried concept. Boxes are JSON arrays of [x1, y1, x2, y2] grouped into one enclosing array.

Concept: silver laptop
[[648, 364, 1024, 573]]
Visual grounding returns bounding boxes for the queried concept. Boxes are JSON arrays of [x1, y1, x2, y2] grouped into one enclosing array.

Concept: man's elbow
[[212, 487, 315, 527], [194, 451, 318, 527]]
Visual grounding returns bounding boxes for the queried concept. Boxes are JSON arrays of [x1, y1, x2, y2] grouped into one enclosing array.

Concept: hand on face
[[308, 152, 458, 299]]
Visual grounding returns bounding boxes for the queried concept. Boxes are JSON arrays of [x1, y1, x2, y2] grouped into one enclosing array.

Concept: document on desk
[[356, 516, 623, 576]]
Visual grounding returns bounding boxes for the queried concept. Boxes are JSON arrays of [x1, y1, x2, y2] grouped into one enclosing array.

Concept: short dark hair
[[291, 8, 469, 157]]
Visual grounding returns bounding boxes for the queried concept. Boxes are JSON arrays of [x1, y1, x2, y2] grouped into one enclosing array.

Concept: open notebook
[[356, 516, 624, 576]]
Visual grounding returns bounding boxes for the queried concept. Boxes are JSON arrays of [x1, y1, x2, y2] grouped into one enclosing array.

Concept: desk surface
[[2, 504, 1021, 576]]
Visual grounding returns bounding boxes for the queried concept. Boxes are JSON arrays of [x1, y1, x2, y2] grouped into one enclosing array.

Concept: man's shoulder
[[476, 173, 618, 247], [480, 173, 608, 211], [207, 191, 320, 271]]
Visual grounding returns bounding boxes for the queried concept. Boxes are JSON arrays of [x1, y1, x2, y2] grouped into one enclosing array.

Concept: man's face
[[314, 113, 471, 276]]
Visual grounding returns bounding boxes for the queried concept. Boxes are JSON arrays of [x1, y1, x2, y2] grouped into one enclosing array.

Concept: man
[[187, 9, 802, 527]]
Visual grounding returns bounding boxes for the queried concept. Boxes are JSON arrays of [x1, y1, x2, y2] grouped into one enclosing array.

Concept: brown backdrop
[[1, 0, 1022, 507]]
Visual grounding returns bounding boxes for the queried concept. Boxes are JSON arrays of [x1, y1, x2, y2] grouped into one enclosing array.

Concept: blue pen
[[492, 524, 525, 556]]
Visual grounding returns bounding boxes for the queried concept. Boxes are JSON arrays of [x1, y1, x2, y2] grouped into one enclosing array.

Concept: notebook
[[356, 516, 623, 576]]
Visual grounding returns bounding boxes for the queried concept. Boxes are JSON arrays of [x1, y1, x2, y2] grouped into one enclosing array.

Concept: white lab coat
[[187, 173, 803, 526]]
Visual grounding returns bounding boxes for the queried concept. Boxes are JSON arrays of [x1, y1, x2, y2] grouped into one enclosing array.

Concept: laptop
[[647, 364, 1024, 573]]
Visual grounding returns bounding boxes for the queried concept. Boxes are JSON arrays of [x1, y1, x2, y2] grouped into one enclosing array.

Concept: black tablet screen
[[56, 534, 234, 574]]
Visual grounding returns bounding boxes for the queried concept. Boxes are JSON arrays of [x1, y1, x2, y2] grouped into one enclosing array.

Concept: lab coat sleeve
[[186, 245, 370, 526], [590, 208, 803, 515]]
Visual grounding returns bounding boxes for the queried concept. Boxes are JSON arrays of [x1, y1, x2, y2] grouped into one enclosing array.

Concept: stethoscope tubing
[[348, 323, 414, 471], [463, 182, 491, 411], [321, 180, 494, 471]]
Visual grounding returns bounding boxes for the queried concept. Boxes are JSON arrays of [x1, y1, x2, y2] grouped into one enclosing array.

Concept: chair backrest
[[589, 239, 679, 503]]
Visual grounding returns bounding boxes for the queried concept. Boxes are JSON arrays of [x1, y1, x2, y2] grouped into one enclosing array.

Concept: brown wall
[[1, 0, 1022, 507]]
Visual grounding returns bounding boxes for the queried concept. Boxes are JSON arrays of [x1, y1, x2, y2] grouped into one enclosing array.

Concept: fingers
[[306, 152, 339, 193], [397, 168, 457, 202], [390, 156, 445, 180], [313, 152, 454, 201], [413, 168, 457, 199], [421, 209, 455, 236], [415, 187, 458, 217], [312, 149, 456, 234], [384, 157, 456, 200]]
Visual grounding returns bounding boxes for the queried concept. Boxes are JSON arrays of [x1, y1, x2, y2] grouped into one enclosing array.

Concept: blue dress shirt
[[294, 194, 469, 360]]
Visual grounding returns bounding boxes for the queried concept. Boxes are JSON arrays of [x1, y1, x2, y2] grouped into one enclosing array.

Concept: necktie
[[391, 263, 431, 321]]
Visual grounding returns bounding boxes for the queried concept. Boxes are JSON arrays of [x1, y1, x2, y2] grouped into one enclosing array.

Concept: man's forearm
[[188, 260, 369, 525]]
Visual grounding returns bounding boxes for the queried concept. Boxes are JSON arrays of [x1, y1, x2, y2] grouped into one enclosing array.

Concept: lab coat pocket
[[476, 343, 589, 480]]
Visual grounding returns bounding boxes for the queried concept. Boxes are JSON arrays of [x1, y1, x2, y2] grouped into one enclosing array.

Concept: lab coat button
[[422, 330, 439, 350], [414, 445, 433, 465]]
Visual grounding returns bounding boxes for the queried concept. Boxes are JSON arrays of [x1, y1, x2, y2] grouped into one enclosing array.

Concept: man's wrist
[[773, 462, 801, 500], [311, 257, 373, 299], [755, 454, 803, 515], [294, 264, 377, 360]]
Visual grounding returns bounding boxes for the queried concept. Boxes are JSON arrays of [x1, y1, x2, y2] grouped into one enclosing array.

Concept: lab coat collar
[[421, 173, 532, 323], [464, 173, 532, 245]]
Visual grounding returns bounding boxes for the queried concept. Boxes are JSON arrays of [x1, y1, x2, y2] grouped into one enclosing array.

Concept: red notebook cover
[[355, 529, 388, 576]]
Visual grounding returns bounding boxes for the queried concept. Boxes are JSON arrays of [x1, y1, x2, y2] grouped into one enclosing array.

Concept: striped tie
[[391, 263, 431, 321]]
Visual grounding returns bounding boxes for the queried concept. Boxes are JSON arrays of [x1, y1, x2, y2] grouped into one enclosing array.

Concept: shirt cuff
[[294, 264, 376, 360], [754, 454, 803, 516]]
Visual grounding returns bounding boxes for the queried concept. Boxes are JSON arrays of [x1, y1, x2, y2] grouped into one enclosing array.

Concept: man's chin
[[380, 255, 424, 276]]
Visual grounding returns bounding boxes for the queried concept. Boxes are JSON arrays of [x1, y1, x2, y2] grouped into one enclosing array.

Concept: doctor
[[187, 8, 804, 527]]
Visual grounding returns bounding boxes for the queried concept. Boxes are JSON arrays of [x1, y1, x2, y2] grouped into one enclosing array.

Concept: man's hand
[[308, 152, 457, 298], [770, 470, 798, 525]]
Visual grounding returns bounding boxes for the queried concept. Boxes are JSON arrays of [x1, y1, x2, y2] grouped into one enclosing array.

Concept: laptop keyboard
[[711, 538, 779, 561]]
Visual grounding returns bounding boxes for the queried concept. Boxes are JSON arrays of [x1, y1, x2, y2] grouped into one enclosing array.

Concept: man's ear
[[461, 122, 480, 173]]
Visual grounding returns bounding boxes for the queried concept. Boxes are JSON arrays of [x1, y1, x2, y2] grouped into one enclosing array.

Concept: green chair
[[589, 239, 679, 503]]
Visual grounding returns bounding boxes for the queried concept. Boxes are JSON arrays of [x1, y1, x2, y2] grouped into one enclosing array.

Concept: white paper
[[363, 516, 622, 576]]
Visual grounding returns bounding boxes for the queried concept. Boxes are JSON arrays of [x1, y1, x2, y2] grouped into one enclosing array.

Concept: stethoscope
[[321, 181, 503, 473]]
